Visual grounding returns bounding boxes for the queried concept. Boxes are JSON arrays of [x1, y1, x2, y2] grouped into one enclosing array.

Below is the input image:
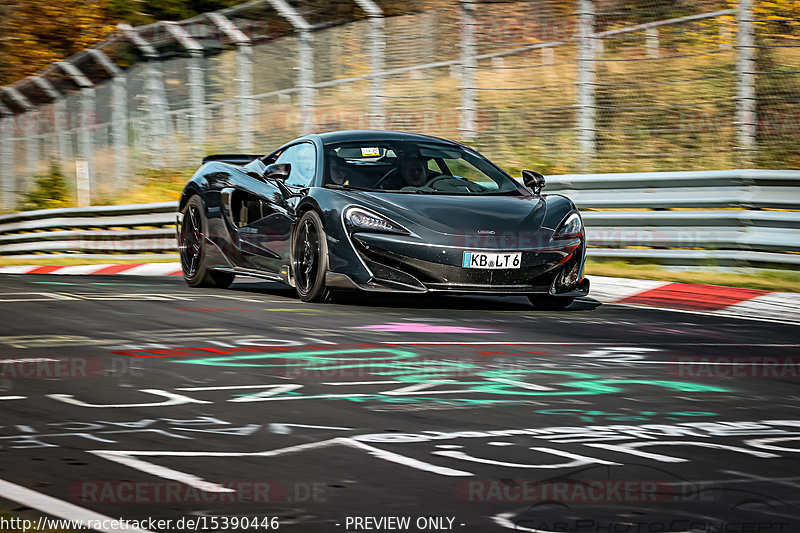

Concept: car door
[[237, 142, 318, 273]]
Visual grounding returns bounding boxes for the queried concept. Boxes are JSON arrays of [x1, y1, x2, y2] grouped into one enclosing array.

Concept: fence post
[[118, 24, 166, 168], [165, 22, 206, 158], [31, 76, 63, 173], [26, 110, 39, 180], [57, 61, 95, 204], [89, 50, 127, 190], [3, 89, 33, 193], [0, 105, 13, 211], [736, 0, 756, 164], [267, 0, 313, 135], [577, 0, 596, 172], [353, 0, 385, 129], [209, 14, 256, 152], [646, 28, 659, 58], [459, 0, 477, 142]]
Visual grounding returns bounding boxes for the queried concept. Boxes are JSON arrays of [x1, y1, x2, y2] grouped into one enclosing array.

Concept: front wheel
[[292, 210, 330, 302], [527, 294, 575, 310], [179, 195, 235, 289]]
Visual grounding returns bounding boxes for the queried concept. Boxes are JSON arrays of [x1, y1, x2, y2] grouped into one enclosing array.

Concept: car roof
[[311, 130, 466, 147]]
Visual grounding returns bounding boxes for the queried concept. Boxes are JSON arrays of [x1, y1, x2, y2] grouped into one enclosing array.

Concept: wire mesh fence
[[0, 0, 798, 211]]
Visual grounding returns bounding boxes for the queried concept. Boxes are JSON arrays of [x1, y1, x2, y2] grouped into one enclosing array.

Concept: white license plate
[[462, 251, 521, 269]]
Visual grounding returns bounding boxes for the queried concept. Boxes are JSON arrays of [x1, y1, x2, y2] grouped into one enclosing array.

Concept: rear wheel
[[179, 195, 235, 289], [527, 294, 575, 310], [292, 210, 330, 302]]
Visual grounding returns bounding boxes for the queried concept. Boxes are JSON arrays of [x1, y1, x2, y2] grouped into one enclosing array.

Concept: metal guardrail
[[0, 170, 797, 268], [0, 201, 178, 255]]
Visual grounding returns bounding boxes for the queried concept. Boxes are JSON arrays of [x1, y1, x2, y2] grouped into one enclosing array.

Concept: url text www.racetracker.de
[[0, 516, 281, 531]]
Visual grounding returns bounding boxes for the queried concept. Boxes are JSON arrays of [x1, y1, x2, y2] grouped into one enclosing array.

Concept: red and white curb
[[590, 275, 800, 325], [0, 265, 797, 324], [0, 263, 182, 276]]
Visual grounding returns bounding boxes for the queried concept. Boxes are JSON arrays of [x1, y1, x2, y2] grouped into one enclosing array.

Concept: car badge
[[477, 230, 495, 235]]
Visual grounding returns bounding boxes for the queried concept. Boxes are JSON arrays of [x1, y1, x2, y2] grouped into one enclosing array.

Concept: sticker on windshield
[[361, 147, 380, 157]]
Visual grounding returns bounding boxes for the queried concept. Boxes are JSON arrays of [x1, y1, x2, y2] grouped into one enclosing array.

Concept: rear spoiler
[[202, 154, 261, 165]]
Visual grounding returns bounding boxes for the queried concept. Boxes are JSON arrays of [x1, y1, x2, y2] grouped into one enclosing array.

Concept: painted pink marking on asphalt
[[351, 322, 501, 334]]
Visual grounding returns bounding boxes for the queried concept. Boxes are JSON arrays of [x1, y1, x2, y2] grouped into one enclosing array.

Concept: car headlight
[[344, 207, 408, 234], [554, 212, 583, 239]]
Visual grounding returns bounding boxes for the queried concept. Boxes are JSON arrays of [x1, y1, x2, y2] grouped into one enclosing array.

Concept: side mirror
[[265, 163, 291, 181], [522, 170, 545, 194]]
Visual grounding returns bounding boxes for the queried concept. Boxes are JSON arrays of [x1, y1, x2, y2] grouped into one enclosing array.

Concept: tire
[[527, 294, 575, 310], [292, 210, 330, 303], [179, 195, 235, 289]]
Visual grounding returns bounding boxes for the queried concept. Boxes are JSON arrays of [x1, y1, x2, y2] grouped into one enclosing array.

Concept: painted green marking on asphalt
[[176, 347, 731, 404]]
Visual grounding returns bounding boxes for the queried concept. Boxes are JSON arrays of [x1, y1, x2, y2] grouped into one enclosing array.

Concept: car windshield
[[322, 140, 521, 195]]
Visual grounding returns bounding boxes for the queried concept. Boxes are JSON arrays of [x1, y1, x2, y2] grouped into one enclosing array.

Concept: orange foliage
[[0, 0, 116, 84]]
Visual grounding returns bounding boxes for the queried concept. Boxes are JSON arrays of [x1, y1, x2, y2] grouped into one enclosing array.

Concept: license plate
[[462, 251, 521, 269]]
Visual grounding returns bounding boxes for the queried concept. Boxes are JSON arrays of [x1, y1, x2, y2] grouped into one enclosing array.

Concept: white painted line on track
[[0, 477, 155, 533], [0, 396, 26, 400]]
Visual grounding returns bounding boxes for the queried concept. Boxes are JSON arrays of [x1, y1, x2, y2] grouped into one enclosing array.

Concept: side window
[[276, 143, 317, 187]]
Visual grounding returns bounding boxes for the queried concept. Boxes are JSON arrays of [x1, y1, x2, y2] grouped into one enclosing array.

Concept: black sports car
[[177, 130, 589, 309]]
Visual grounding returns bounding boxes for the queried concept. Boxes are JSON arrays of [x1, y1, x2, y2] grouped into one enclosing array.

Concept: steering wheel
[[373, 167, 396, 189]]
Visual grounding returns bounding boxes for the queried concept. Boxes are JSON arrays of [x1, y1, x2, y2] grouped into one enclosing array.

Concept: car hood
[[348, 191, 547, 235]]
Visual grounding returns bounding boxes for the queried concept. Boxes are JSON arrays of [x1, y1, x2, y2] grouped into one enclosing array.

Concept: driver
[[329, 156, 350, 185], [398, 154, 428, 188]]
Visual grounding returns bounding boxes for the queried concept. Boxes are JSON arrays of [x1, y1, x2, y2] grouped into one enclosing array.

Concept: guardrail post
[[577, 0, 597, 172], [353, 0, 385, 129], [267, 0, 314, 135], [736, 0, 756, 164], [0, 105, 13, 211], [459, 0, 477, 142]]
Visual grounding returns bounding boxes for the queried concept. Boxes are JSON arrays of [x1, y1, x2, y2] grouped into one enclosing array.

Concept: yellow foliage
[[0, 0, 116, 83]]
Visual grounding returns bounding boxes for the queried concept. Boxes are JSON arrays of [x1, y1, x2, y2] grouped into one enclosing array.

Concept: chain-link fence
[[0, 0, 797, 211]]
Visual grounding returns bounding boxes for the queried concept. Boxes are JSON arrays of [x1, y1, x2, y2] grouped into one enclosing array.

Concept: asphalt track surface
[[0, 273, 799, 533]]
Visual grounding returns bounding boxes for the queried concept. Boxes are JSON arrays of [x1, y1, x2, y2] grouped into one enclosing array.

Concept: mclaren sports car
[[177, 130, 589, 309]]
